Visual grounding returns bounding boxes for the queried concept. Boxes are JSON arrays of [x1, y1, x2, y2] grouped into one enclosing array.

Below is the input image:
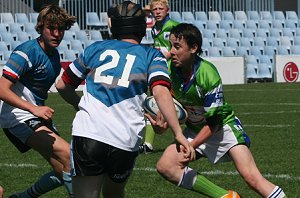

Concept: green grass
[[0, 82, 299, 197]]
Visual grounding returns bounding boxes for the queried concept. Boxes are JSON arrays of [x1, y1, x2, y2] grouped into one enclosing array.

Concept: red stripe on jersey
[[150, 80, 171, 90], [3, 70, 19, 80]]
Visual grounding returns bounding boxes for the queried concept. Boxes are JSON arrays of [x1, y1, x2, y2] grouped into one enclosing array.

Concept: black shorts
[[3, 118, 59, 153], [71, 136, 139, 183]]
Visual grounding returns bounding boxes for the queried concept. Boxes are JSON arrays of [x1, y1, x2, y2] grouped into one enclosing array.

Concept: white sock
[[177, 167, 197, 189], [267, 186, 286, 198]]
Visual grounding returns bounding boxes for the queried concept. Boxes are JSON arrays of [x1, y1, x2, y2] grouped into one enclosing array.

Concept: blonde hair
[[35, 4, 76, 34], [149, 0, 170, 9]]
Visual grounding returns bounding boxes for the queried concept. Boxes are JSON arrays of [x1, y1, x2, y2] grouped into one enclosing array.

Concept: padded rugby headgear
[[109, 1, 146, 40]]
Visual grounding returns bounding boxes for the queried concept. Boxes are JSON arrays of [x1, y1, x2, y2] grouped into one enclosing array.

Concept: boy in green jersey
[[140, 0, 180, 154], [147, 23, 287, 198]]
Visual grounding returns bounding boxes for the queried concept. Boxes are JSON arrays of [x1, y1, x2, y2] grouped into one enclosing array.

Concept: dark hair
[[170, 23, 203, 55], [35, 5, 76, 34], [109, 1, 146, 40]]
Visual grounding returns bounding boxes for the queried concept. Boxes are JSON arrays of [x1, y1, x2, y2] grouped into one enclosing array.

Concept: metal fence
[[1, 0, 275, 29]]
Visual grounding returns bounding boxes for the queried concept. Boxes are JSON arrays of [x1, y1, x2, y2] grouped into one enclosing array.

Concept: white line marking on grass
[[2, 164, 299, 182], [244, 124, 293, 128], [234, 103, 300, 106], [134, 168, 300, 181], [240, 110, 299, 115], [0, 163, 38, 168]]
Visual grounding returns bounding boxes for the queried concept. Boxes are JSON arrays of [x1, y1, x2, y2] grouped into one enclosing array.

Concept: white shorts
[[184, 117, 250, 164]]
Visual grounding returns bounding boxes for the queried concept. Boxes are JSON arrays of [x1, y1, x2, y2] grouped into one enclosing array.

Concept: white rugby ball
[[144, 96, 188, 124]]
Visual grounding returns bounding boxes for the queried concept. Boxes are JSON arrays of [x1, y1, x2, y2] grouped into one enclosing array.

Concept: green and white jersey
[[170, 57, 235, 133], [152, 15, 179, 67]]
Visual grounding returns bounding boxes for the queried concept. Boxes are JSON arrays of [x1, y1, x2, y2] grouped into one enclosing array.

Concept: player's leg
[[4, 123, 70, 197], [156, 144, 233, 198], [229, 145, 286, 198], [139, 121, 155, 153], [102, 174, 127, 198], [73, 175, 103, 198], [0, 185, 4, 198], [27, 126, 73, 196]]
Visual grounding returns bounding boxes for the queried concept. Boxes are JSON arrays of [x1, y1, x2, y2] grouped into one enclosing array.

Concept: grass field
[[0, 82, 299, 198]]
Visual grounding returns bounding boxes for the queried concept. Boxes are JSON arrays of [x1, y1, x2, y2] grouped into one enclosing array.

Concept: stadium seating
[[2, 10, 300, 83]]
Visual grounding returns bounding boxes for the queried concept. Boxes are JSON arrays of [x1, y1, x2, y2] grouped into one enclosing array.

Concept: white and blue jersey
[[0, 39, 61, 128], [63, 40, 170, 152]]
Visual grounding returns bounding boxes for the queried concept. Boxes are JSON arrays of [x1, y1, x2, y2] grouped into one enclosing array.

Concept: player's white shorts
[[184, 117, 250, 164]]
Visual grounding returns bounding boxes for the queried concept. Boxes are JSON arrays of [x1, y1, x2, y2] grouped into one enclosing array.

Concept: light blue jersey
[[0, 38, 61, 128], [66, 40, 169, 151]]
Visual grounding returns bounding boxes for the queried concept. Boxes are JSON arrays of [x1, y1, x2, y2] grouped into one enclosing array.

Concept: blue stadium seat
[[206, 20, 219, 30], [255, 28, 269, 37], [276, 45, 290, 55], [260, 11, 273, 20], [273, 11, 286, 21], [228, 28, 242, 38], [17, 32, 30, 42], [246, 63, 259, 82], [141, 28, 154, 45], [279, 36, 293, 46], [236, 46, 249, 56], [269, 28, 282, 37], [208, 11, 221, 21], [258, 63, 272, 81], [89, 30, 103, 41], [253, 37, 266, 47], [70, 39, 84, 54], [232, 20, 245, 29], [86, 12, 104, 29], [63, 49, 77, 61], [1, 13, 15, 24], [212, 37, 226, 47], [29, 12, 39, 24], [240, 37, 253, 47], [245, 20, 258, 29], [170, 11, 182, 22], [266, 37, 279, 46], [182, 11, 195, 23], [207, 46, 222, 57], [221, 11, 234, 21], [222, 46, 235, 56], [258, 20, 271, 29], [290, 45, 300, 55], [234, 11, 247, 21], [286, 11, 298, 20], [215, 29, 228, 38], [272, 20, 284, 29], [247, 11, 260, 20], [194, 11, 208, 21], [219, 20, 232, 30], [75, 30, 89, 41], [193, 20, 206, 30], [226, 37, 239, 48], [15, 13, 29, 25]]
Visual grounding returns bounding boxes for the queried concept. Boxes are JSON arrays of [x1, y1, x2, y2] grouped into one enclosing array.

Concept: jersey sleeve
[[197, 60, 224, 118], [147, 50, 171, 91]]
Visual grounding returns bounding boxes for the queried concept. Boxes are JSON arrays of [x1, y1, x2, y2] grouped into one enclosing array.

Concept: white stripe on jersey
[[204, 84, 223, 112], [14, 50, 33, 68], [69, 62, 86, 79], [3, 66, 18, 77], [148, 71, 170, 83], [153, 56, 168, 65]]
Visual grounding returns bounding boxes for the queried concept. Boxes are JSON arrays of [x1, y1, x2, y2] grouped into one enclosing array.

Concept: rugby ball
[[144, 96, 188, 124]]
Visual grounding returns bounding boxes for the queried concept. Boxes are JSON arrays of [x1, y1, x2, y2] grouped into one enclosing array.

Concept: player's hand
[[175, 134, 196, 161], [31, 105, 54, 120], [145, 111, 168, 134]]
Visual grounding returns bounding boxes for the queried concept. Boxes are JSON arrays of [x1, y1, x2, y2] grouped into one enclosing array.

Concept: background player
[[148, 23, 287, 198], [140, 0, 180, 154], [0, 5, 76, 197], [55, 1, 195, 197]]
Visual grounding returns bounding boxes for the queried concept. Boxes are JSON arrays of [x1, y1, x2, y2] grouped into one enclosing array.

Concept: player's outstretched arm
[[55, 78, 81, 111], [152, 85, 196, 160]]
